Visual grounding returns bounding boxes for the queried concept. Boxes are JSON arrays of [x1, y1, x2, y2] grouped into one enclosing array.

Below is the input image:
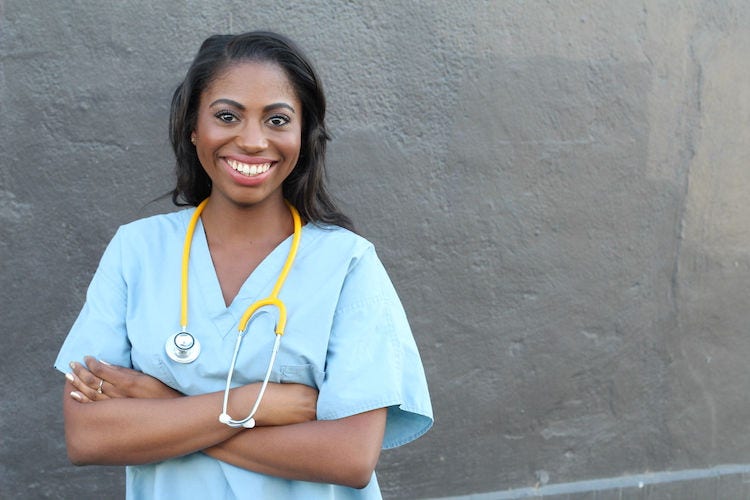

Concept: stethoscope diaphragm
[[165, 331, 201, 364]]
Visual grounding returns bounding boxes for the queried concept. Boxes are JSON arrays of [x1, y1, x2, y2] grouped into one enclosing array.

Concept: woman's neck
[[200, 195, 293, 248]]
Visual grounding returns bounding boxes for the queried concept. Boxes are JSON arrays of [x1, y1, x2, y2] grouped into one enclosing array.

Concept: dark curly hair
[[169, 31, 353, 231]]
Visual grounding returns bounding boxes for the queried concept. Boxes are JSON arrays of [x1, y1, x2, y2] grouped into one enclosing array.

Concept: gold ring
[[97, 379, 104, 394]]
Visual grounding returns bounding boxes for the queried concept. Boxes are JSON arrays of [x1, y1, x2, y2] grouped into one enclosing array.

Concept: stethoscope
[[165, 197, 301, 428]]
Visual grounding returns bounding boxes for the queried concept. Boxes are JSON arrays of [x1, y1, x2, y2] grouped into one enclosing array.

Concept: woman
[[55, 31, 432, 499]]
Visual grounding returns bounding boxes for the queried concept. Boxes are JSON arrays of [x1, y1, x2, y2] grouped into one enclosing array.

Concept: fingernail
[[70, 391, 83, 401], [65, 373, 75, 383], [99, 359, 111, 366], [69, 361, 77, 370]]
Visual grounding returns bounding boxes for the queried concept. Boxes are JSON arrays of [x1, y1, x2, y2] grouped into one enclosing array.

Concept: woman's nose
[[236, 122, 268, 151]]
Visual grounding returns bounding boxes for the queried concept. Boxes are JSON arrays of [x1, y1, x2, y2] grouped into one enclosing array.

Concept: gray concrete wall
[[2, 1, 749, 499]]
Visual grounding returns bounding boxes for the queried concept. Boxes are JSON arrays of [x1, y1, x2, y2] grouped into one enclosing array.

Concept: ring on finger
[[97, 379, 104, 394]]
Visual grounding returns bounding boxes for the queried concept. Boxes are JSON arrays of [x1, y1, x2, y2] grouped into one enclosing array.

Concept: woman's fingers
[[70, 389, 93, 403], [78, 356, 182, 399], [67, 356, 182, 401], [65, 367, 109, 402], [83, 356, 140, 396], [69, 360, 99, 388], [83, 356, 122, 386], [72, 359, 127, 399]]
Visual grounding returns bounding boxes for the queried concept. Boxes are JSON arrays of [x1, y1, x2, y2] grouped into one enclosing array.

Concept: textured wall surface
[[2, 1, 750, 499]]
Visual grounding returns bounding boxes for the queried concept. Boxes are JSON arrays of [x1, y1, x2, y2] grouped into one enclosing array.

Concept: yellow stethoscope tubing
[[180, 198, 210, 331], [237, 199, 301, 334], [180, 198, 300, 334]]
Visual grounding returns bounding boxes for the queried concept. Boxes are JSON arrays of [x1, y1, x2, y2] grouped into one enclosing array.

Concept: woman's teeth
[[227, 159, 271, 176]]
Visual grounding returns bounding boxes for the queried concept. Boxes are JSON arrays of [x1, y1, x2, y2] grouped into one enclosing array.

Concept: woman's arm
[[66, 359, 386, 487], [204, 408, 386, 489], [63, 378, 239, 465], [63, 359, 317, 465]]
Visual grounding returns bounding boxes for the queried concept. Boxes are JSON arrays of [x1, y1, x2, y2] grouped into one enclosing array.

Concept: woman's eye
[[268, 115, 290, 127], [215, 110, 238, 123]]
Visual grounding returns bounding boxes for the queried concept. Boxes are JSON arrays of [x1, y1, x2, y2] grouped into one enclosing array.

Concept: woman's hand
[[252, 383, 318, 427], [66, 356, 181, 402]]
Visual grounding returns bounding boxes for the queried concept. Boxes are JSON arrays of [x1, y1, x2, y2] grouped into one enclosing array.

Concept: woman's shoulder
[[304, 223, 374, 255], [301, 223, 392, 278], [114, 208, 194, 243]]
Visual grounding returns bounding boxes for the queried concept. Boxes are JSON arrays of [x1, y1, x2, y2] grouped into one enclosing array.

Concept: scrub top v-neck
[[188, 217, 302, 340]]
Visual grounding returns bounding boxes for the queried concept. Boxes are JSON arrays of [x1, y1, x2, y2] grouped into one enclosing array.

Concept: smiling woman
[[54, 31, 432, 499], [192, 62, 302, 212]]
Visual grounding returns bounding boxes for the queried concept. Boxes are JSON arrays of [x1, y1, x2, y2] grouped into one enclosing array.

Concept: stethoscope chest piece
[[166, 331, 201, 363]]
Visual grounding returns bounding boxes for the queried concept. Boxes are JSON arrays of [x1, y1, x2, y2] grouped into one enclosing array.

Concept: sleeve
[[316, 245, 433, 449], [54, 227, 133, 373]]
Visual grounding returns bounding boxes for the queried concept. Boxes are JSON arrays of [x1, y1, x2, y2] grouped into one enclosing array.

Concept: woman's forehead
[[204, 61, 298, 103]]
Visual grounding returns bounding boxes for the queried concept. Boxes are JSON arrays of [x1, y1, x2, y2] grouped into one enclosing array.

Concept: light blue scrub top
[[55, 208, 433, 500]]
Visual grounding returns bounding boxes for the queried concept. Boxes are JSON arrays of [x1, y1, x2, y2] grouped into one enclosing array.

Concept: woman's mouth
[[227, 159, 272, 177]]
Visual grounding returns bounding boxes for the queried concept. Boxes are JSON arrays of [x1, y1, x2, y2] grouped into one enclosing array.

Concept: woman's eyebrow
[[264, 102, 296, 114], [208, 98, 296, 114], [209, 98, 244, 109]]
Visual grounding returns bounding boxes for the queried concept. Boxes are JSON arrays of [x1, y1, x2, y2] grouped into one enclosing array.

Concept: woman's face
[[192, 61, 302, 210]]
